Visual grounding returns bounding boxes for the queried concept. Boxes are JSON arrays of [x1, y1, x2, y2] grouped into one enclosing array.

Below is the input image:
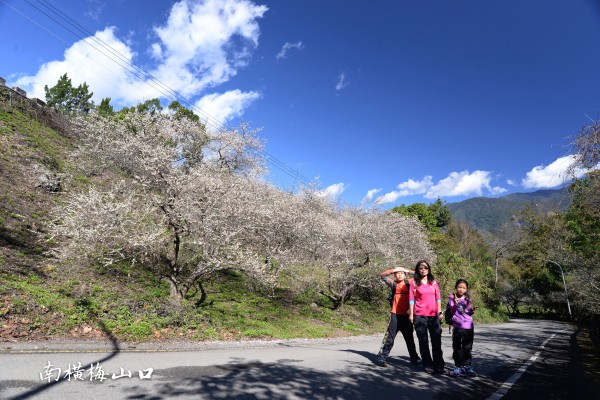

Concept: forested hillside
[[447, 188, 571, 236]]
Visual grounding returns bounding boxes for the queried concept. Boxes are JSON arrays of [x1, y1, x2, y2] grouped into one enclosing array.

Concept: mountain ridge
[[447, 187, 571, 235]]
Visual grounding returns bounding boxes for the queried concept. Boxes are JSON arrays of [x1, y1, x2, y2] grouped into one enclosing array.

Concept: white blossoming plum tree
[[50, 108, 433, 308], [50, 111, 286, 305], [314, 206, 433, 309]]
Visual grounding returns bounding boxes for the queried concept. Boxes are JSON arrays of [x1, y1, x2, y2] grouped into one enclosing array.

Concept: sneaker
[[376, 356, 387, 367], [424, 367, 434, 374], [449, 367, 463, 377], [433, 367, 446, 375], [410, 357, 422, 365], [463, 366, 477, 377]]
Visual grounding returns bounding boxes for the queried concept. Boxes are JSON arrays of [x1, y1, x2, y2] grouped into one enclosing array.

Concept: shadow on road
[[7, 319, 596, 399], [119, 348, 504, 400], [121, 357, 431, 399], [8, 319, 120, 400]]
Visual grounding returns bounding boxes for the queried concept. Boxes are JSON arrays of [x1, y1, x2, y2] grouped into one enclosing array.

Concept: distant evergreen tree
[[430, 198, 452, 228], [136, 98, 163, 114], [44, 73, 94, 114], [44, 74, 71, 110], [390, 199, 451, 232], [168, 100, 200, 122], [70, 82, 94, 113], [96, 97, 114, 117]]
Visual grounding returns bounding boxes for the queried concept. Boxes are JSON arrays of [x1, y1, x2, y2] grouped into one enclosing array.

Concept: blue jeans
[[413, 315, 444, 370]]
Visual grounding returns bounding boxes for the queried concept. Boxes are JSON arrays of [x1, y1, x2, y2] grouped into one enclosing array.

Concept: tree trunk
[[318, 289, 342, 310], [495, 256, 499, 287], [164, 277, 184, 307], [193, 281, 208, 306]]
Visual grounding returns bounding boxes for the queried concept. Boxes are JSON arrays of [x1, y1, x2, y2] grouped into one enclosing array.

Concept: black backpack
[[444, 301, 453, 325]]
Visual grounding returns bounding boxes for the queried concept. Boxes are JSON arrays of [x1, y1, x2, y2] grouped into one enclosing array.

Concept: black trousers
[[452, 327, 474, 367], [378, 313, 419, 361], [413, 315, 444, 370]]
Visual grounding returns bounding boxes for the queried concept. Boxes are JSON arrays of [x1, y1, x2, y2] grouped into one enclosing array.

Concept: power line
[[23, 0, 225, 131], [6, 0, 313, 186], [0, 0, 168, 111], [43, 0, 313, 186]]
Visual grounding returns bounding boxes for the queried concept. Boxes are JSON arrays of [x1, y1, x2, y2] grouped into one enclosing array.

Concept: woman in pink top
[[408, 259, 445, 374]]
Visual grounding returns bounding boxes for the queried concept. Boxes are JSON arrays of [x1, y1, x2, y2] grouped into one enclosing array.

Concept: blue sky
[[1, 0, 600, 206]]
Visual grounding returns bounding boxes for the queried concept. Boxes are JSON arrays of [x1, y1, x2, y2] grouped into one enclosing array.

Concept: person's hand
[[409, 314, 413, 324]]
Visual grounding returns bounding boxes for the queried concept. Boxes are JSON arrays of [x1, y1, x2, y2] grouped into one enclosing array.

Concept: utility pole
[[547, 260, 572, 319]]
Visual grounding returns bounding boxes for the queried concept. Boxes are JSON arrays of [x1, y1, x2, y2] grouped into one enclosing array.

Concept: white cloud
[[150, 43, 163, 59], [362, 188, 381, 203], [194, 89, 261, 128], [85, 0, 105, 21], [425, 170, 497, 199], [335, 72, 348, 91], [398, 177, 433, 194], [375, 171, 508, 205], [13, 0, 267, 113], [521, 155, 585, 189], [151, 0, 267, 97], [489, 186, 508, 195], [375, 191, 403, 205], [375, 176, 432, 204], [276, 41, 304, 59], [14, 27, 136, 105], [317, 183, 346, 199]]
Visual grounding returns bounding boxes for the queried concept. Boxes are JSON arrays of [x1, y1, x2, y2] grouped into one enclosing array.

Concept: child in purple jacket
[[448, 279, 477, 377]]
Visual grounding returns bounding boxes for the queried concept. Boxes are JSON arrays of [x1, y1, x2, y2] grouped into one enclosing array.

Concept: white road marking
[[486, 331, 562, 400]]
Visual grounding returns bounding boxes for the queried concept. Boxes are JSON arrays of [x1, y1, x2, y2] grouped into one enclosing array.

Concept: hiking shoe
[[376, 356, 387, 367], [463, 366, 477, 377], [449, 367, 463, 377]]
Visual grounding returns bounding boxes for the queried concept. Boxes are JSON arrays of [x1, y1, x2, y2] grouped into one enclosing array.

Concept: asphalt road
[[0, 319, 597, 399]]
